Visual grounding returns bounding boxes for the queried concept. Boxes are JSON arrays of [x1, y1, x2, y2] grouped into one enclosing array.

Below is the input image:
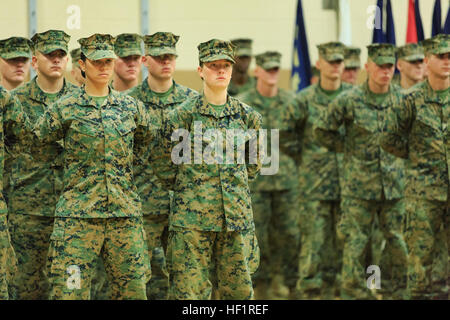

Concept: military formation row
[[0, 29, 449, 300]]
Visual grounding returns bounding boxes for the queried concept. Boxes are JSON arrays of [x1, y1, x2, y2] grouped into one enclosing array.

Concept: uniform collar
[[422, 80, 449, 105], [196, 94, 240, 118], [362, 80, 396, 110], [78, 84, 120, 108], [29, 76, 71, 105], [139, 77, 185, 106]]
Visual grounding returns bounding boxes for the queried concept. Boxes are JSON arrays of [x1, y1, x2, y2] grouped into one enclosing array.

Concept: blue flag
[[432, 0, 442, 36], [415, 0, 425, 41], [385, 0, 396, 44], [291, 0, 311, 92], [372, 0, 396, 44], [372, 0, 384, 43], [444, 6, 450, 34]]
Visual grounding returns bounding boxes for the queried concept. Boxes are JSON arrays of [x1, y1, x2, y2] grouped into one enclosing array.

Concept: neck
[[256, 80, 278, 97], [203, 84, 227, 105], [36, 74, 64, 93], [428, 74, 450, 91], [147, 76, 173, 93], [85, 79, 109, 96], [400, 75, 420, 90], [0, 78, 21, 91], [231, 69, 249, 86], [320, 76, 341, 91], [112, 74, 139, 92], [368, 77, 390, 94]]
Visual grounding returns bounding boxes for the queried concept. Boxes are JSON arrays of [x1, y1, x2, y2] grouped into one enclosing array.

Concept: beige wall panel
[[0, 0, 28, 38]]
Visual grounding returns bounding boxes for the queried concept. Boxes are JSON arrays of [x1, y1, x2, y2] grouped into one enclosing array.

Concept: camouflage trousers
[[143, 214, 169, 300], [339, 197, 408, 300], [90, 214, 170, 300], [251, 189, 300, 291], [404, 198, 450, 300], [1, 215, 16, 300], [167, 227, 259, 300], [46, 216, 150, 300], [296, 200, 341, 299], [8, 214, 54, 299]]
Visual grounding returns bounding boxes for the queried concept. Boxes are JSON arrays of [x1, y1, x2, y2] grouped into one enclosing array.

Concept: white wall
[[0, 0, 448, 71]]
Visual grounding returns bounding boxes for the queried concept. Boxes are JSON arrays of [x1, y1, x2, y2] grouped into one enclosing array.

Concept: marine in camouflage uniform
[[158, 39, 262, 300], [90, 32, 145, 300], [237, 51, 300, 299], [342, 46, 361, 86], [0, 87, 31, 299], [342, 46, 386, 280], [33, 34, 158, 300], [381, 34, 450, 300], [315, 44, 408, 300], [111, 33, 143, 92], [70, 48, 84, 87], [396, 43, 425, 91], [228, 39, 256, 97], [0, 37, 32, 91], [7, 30, 77, 300], [282, 42, 352, 299], [127, 32, 198, 300]]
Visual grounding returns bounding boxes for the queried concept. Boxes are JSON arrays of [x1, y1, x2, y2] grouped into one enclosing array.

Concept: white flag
[[339, 0, 352, 45]]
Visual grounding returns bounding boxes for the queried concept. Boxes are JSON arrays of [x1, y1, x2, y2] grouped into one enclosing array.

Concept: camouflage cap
[[70, 48, 81, 68], [31, 30, 70, 54], [78, 34, 116, 61], [344, 46, 361, 68], [367, 43, 396, 65], [114, 33, 143, 58], [0, 37, 33, 59], [198, 39, 235, 63], [396, 43, 424, 61], [144, 32, 179, 57], [231, 38, 252, 57], [423, 34, 450, 55], [317, 42, 345, 62], [255, 51, 282, 70]]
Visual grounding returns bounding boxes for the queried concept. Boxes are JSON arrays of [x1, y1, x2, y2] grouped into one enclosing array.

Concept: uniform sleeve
[[313, 95, 346, 152], [245, 109, 263, 181], [134, 99, 160, 160], [33, 101, 65, 144], [380, 94, 413, 159], [151, 105, 188, 190], [279, 95, 307, 162], [3, 92, 34, 147]]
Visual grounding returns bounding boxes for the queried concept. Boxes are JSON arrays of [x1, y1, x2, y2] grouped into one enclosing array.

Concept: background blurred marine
[[238, 51, 300, 300], [0, 37, 33, 91]]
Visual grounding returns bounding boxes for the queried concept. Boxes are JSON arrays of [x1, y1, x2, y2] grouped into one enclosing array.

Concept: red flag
[[406, 0, 418, 43]]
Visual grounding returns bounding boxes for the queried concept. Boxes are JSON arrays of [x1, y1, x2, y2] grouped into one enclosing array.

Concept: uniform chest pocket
[[67, 119, 103, 160], [415, 110, 441, 137], [113, 116, 137, 158], [114, 116, 137, 136]]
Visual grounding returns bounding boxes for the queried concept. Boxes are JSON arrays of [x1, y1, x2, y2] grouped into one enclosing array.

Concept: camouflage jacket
[[282, 83, 352, 201], [381, 80, 449, 201], [315, 82, 405, 201], [228, 76, 256, 97], [7, 77, 77, 217], [237, 87, 298, 192], [33, 85, 159, 218], [0, 87, 31, 217], [127, 79, 198, 216], [157, 94, 262, 232]]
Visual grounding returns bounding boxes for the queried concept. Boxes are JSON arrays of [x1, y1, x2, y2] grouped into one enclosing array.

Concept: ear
[[364, 61, 369, 73], [78, 59, 85, 72], [315, 59, 320, 69], [396, 60, 402, 72], [197, 65, 203, 79]]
